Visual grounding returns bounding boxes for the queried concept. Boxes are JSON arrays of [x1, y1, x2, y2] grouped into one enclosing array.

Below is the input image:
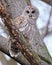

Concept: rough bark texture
[[0, 51, 17, 65], [0, 35, 30, 65]]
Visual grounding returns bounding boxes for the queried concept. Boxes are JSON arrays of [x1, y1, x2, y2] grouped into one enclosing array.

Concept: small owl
[[13, 6, 39, 38]]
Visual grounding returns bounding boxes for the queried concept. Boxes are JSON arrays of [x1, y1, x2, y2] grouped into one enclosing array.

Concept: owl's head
[[17, 6, 39, 32], [22, 6, 39, 20]]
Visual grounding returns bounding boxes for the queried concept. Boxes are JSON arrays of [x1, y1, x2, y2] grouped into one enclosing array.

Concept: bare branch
[[0, 35, 30, 65]]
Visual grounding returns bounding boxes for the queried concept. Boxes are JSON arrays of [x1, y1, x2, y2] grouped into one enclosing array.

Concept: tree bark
[[0, 51, 9, 65], [0, 35, 30, 65]]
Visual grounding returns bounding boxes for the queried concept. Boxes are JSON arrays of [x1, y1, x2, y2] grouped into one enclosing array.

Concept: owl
[[13, 5, 39, 38], [9, 5, 50, 59]]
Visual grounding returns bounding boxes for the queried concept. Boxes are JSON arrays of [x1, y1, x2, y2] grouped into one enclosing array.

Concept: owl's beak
[[29, 14, 32, 17]]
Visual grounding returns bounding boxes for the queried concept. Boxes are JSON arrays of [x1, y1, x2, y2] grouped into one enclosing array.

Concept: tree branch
[[0, 35, 31, 65]]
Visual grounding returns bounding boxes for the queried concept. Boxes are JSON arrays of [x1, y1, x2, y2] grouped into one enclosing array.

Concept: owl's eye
[[32, 10, 35, 13], [26, 10, 29, 13]]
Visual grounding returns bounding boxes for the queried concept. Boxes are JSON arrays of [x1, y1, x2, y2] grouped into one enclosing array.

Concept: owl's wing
[[13, 16, 25, 28]]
